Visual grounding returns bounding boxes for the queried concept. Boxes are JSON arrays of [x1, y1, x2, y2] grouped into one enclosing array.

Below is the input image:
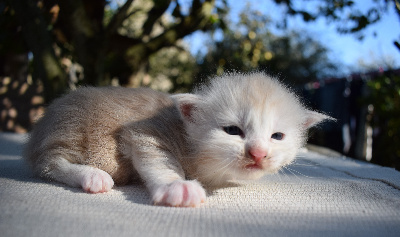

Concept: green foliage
[[148, 45, 197, 93], [2, 0, 397, 102], [2, 0, 227, 103], [197, 7, 337, 86], [366, 73, 400, 169], [273, 0, 390, 41]]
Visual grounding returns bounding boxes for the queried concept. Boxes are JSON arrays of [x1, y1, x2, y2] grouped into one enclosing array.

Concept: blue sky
[[184, 0, 400, 74]]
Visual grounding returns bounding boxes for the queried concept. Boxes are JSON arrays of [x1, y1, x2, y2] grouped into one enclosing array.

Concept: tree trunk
[[11, 0, 67, 103], [56, 0, 107, 86]]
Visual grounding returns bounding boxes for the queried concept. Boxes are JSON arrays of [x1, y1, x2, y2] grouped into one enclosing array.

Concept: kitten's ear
[[303, 110, 334, 129], [172, 93, 203, 123]]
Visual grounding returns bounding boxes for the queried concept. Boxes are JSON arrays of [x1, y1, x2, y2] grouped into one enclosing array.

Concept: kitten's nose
[[248, 148, 268, 163]]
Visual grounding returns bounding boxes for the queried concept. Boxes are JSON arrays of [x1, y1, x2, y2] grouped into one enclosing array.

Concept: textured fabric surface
[[1, 132, 400, 237]]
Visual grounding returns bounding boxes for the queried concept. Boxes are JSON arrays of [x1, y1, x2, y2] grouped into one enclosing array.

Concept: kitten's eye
[[271, 132, 285, 140], [223, 126, 244, 137]]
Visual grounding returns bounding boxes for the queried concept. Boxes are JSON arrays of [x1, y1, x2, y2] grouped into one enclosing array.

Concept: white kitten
[[25, 72, 331, 207]]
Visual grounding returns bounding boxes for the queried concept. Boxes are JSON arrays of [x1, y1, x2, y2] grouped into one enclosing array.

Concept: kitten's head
[[173, 73, 331, 186]]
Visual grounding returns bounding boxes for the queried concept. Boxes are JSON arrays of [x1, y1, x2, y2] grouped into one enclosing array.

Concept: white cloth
[[1, 132, 399, 237]]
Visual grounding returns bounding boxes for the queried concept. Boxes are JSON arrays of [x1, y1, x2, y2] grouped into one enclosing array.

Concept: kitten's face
[[174, 73, 329, 186]]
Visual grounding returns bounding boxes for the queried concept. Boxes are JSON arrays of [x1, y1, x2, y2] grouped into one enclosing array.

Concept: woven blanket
[[1, 132, 399, 237]]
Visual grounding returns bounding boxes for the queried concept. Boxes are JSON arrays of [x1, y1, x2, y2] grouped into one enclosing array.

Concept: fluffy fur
[[25, 72, 331, 207]]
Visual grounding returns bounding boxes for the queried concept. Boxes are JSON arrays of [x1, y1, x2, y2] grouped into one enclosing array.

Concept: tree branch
[[142, 0, 172, 36], [394, 41, 400, 52], [125, 0, 215, 62], [105, 0, 135, 36]]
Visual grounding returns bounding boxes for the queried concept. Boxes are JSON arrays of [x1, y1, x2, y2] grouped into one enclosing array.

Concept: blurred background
[[0, 0, 399, 170]]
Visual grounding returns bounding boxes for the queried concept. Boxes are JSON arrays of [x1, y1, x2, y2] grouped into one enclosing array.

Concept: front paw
[[152, 180, 206, 207], [81, 168, 114, 193]]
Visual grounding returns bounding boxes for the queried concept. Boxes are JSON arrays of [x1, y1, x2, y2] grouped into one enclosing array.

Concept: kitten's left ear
[[303, 110, 334, 129], [171, 93, 203, 123]]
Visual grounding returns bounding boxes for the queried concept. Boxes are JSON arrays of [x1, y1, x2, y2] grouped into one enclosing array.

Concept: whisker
[[276, 169, 285, 182], [281, 167, 292, 180], [289, 163, 319, 167], [284, 166, 314, 180], [283, 167, 303, 181]]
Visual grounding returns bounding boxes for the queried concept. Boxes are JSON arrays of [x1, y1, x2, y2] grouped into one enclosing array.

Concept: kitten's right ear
[[172, 94, 203, 123]]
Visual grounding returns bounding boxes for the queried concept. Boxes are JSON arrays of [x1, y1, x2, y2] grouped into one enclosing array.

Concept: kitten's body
[[25, 73, 330, 207]]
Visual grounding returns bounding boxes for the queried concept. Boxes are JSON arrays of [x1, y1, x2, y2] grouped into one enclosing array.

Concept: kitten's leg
[[37, 157, 114, 193], [151, 179, 206, 207], [129, 150, 206, 207], [146, 164, 206, 208]]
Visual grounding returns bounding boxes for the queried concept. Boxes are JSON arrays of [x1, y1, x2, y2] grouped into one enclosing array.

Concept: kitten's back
[[25, 87, 175, 184]]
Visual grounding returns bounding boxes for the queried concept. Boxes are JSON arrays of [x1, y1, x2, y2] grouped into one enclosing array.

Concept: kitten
[[25, 72, 331, 207]]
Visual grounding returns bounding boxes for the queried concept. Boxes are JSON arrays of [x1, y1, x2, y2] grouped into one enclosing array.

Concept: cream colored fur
[[25, 72, 330, 207]]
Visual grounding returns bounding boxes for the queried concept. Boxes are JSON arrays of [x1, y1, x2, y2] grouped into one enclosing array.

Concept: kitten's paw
[[81, 168, 114, 193], [153, 180, 206, 207]]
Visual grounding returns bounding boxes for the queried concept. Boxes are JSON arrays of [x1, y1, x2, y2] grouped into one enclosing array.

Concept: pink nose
[[249, 148, 268, 163]]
